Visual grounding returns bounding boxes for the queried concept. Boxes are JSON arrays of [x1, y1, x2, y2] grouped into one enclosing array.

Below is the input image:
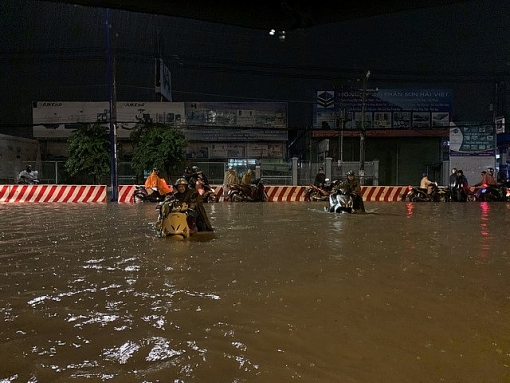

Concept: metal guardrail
[[2, 160, 378, 186]]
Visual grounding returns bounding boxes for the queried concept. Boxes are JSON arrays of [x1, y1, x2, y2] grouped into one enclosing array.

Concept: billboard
[[33, 101, 185, 139], [313, 88, 453, 131], [185, 102, 287, 129], [449, 124, 495, 157], [32, 101, 287, 141]]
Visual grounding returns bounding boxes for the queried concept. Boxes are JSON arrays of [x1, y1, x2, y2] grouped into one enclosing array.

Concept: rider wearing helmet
[[337, 171, 365, 212], [449, 168, 458, 188], [456, 169, 470, 194], [186, 165, 209, 187], [474, 170, 497, 187], [173, 178, 213, 232]]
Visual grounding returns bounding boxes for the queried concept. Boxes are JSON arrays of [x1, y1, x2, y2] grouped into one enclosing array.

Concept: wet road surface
[[0, 201, 509, 382]]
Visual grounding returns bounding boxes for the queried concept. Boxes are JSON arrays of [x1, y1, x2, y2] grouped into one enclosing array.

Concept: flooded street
[[0, 201, 509, 382]]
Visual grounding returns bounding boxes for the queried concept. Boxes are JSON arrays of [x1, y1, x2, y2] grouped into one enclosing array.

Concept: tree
[[130, 122, 188, 180], [65, 124, 110, 184]]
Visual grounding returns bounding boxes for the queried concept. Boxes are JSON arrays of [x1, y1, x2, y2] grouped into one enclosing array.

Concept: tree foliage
[[130, 123, 188, 178], [65, 124, 111, 184]]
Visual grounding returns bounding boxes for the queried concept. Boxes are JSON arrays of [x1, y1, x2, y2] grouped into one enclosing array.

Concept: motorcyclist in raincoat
[[173, 178, 214, 232], [144, 168, 173, 196], [337, 170, 365, 212]]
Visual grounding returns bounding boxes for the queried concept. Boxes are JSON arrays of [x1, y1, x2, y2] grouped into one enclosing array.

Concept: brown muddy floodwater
[[0, 201, 509, 383]]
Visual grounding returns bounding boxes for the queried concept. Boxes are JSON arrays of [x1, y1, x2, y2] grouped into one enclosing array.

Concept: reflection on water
[[0, 202, 509, 382]]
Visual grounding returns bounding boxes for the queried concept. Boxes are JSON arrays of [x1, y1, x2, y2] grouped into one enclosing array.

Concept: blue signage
[[313, 88, 453, 130]]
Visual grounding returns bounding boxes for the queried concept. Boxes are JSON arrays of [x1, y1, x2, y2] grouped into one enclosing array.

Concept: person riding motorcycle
[[474, 170, 497, 187], [449, 168, 458, 188], [456, 169, 470, 193], [314, 167, 326, 189], [18, 164, 39, 184], [173, 178, 213, 232], [223, 166, 240, 198], [420, 173, 436, 195], [185, 165, 209, 188], [144, 168, 173, 196], [241, 169, 253, 186], [337, 170, 365, 212]]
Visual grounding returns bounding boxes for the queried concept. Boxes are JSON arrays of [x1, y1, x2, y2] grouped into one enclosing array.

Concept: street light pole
[[359, 70, 370, 184], [337, 109, 345, 164]]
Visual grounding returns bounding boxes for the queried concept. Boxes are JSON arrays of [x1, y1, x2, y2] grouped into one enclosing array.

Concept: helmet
[[422, 173, 428, 177], [488, 167, 494, 174], [347, 171, 355, 176], [192, 166, 199, 172], [451, 168, 457, 174], [153, 167, 159, 171], [175, 178, 188, 186], [228, 166, 233, 170]]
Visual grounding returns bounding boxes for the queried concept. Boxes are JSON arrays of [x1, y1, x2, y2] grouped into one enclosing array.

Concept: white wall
[[0, 133, 41, 182]]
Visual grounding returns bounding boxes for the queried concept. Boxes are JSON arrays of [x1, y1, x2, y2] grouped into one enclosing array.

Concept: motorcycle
[[194, 178, 218, 203], [155, 199, 198, 239], [133, 185, 167, 203], [228, 178, 269, 202], [18, 170, 39, 184], [325, 187, 355, 213], [305, 179, 340, 202], [474, 182, 510, 202], [406, 183, 449, 202], [448, 182, 471, 202]]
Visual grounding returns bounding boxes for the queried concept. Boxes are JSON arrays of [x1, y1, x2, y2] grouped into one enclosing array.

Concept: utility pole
[[105, 9, 118, 201], [359, 70, 370, 184]]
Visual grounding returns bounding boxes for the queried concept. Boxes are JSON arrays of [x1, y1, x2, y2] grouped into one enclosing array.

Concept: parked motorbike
[[18, 170, 39, 184], [155, 199, 198, 239], [228, 178, 269, 202], [133, 185, 167, 203], [305, 179, 340, 202], [326, 187, 354, 213], [406, 183, 449, 202], [448, 182, 469, 202]]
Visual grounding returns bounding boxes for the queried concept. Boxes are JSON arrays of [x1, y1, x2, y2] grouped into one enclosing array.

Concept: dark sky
[[1, 0, 509, 136]]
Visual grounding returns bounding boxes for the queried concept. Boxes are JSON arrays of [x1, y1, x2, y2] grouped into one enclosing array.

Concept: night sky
[[1, 0, 509, 136]]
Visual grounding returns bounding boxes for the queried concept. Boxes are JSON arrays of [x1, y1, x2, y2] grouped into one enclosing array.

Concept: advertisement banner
[[313, 88, 453, 131], [449, 124, 495, 157]]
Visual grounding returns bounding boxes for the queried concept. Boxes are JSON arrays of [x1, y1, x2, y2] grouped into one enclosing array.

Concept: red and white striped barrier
[[0, 185, 106, 203], [117, 185, 410, 202], [118, 185, 136, 203], [362, 186, 410, 201], [266, 186, 307, 201]]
